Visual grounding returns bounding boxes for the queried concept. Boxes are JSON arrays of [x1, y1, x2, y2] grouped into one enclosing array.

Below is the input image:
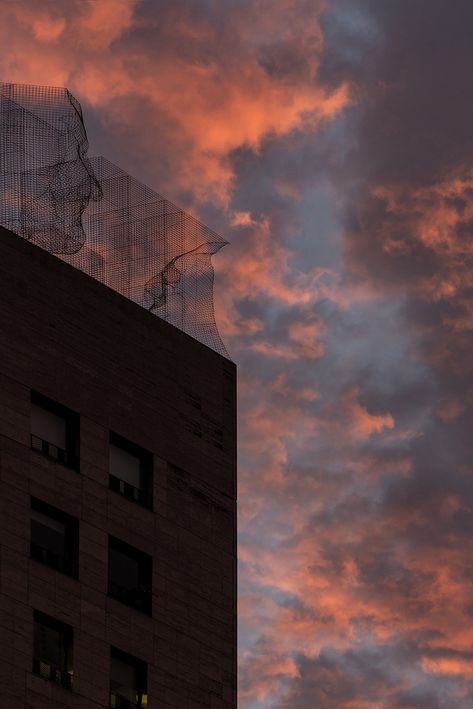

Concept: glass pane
[[31, 403, 66, 449], [110, 444, 142, 489], [31, 509, 65, 534], [110, 547, 139, 590], [110, 656, 138, 701], [34, 621, 64, 670], [31, 511, 66, 557]]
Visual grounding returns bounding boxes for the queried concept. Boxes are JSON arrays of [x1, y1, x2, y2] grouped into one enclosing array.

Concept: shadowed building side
[[0, 225, 237, 708]]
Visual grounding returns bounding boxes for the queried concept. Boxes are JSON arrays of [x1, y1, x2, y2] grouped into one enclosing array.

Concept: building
[[0, 82, 230, 359], [0, 224, 237, 708]]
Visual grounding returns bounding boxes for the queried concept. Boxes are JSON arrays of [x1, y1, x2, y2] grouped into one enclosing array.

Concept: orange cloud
[[0, 0, 350, 204], [347, 389, 395, 439], [370, 175, 473, 304]]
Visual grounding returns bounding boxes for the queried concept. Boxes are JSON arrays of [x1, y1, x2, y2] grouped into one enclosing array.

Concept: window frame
[[109, 432, 153, 510], [30, 391, 80, 471], [108, 535, 152, 616], [30, 497, 79, 578], [33, 610, 74, 690], [109, 645, 148, 709]]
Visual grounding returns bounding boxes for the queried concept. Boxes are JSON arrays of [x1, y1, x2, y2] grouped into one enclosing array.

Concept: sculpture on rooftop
[[0, 82, 101, 254], [0, 82, 228, 357]]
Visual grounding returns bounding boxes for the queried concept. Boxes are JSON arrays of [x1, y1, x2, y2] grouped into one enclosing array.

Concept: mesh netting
[[0, 82, 100, 253], [0, 82, 228, 357], [64, 156, 229, 355]]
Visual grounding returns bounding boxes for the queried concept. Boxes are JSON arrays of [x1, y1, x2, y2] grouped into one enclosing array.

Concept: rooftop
[[0, 81, 229, 357]]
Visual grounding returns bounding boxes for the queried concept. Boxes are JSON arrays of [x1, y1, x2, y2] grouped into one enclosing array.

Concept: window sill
[[30, 546, 78, 579], [109, 474, 152, 510], [110, 693, 148, 709], [108, 584, 152, 616], [31, 434, 79, 471], [33, 660, 73, 690]]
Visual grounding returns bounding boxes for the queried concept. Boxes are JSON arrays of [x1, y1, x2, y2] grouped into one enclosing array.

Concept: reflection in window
[[30, 391, 79, 470], [109, 433, 152, 509], [31, 497, 79, 578], [108, 536, 152, 615], [33, 610, 73, 690], [110, 646, 147, 709]]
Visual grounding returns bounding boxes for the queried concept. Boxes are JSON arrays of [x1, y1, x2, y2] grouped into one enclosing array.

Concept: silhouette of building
[[0, 223, 237, 707]]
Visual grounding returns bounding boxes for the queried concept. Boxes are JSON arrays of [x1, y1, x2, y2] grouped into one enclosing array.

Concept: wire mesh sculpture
[[64, 156, 229, 355], [0, 82, 229, 357], [0, 82, 101, 254]]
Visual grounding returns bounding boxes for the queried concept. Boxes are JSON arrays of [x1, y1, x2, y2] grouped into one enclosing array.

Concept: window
[[30, 391, 79, 470], [31, 497, 79, 578], [109, 432, 152, 509], [110, 647, 147, 709], [108, 536, 152, 615], [33, 610, 73, 690]]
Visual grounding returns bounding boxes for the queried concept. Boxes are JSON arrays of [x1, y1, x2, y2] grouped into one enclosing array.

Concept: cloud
[[2, 1, 473, 707], [0, 0, 349, 204], [236, 1, 473, 706]]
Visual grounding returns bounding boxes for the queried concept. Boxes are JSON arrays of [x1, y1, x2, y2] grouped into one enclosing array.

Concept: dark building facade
[[0, 226, 237, 708]]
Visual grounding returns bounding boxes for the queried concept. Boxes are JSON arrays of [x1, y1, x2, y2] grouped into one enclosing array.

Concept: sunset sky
[[2, 1, 473, 706]]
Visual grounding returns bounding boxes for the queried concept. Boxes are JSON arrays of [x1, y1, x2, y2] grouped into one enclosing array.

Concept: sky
[[2, 0, 473, 706]]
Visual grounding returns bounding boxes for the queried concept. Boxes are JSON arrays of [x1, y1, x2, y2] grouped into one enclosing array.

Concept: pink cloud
[[0, 0, 350, 204], [4, 2, 473, 707]]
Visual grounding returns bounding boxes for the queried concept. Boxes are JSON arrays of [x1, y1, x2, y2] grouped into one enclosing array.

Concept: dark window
[[33, 610, 73, 690], [108, 536, 152, 615], [110, 646, 147, 709], [109, 432, 152, 509], [31, 497, 79, 578], [30, 391, 79, 470]]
